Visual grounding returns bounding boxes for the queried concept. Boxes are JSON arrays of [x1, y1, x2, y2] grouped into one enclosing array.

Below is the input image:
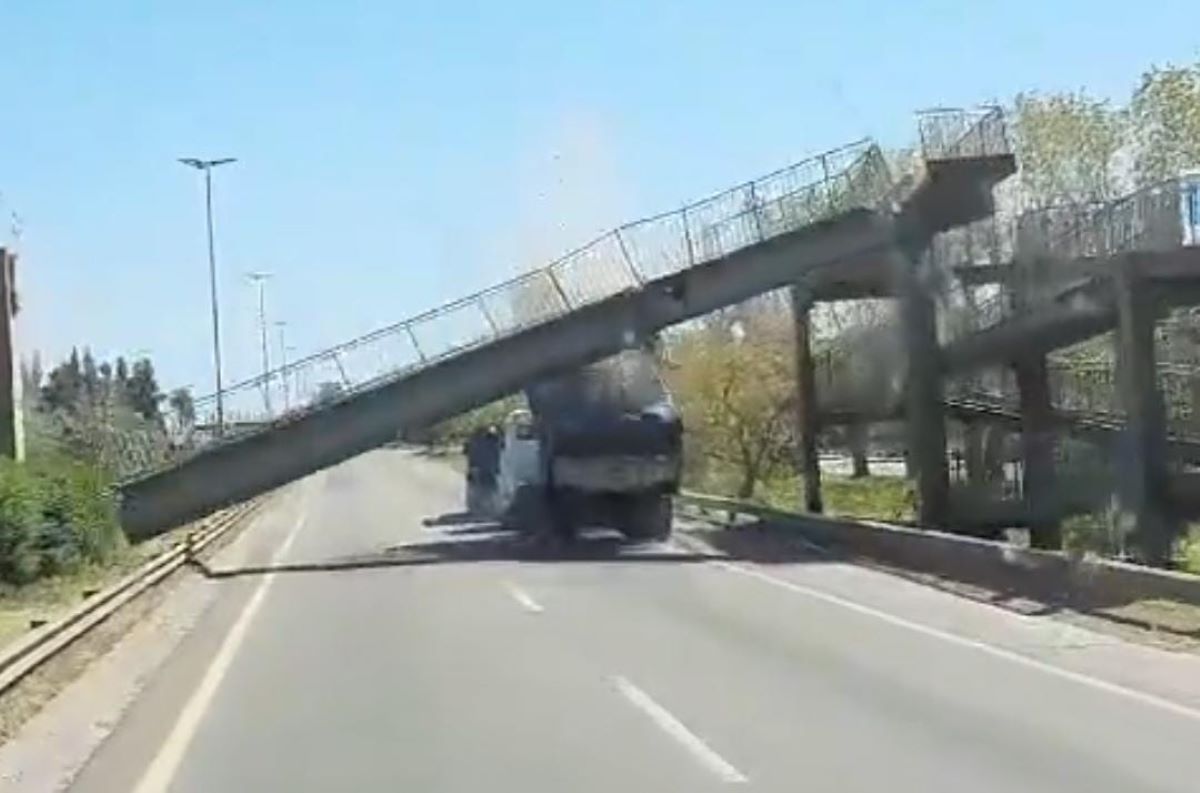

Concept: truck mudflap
[[551, 454, 680, 493]]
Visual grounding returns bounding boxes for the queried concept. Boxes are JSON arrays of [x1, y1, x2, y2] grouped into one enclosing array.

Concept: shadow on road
[[188, 527, 721, 581], [421, 511, 479, 528]]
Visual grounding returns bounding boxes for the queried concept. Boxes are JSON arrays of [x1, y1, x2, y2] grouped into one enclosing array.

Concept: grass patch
[[689, 465, 916, 524], [1182, 526, 1200, 575], [0, 521, 189, 650]]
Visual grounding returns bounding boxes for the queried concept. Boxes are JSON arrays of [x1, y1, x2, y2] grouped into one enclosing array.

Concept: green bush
[[0, 461, 45, 584], [0, 458, 123, 585]]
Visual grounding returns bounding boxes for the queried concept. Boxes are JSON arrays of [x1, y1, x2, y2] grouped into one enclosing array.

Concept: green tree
[[124, 358, 162, 421], [41, 348, 84, 412], [167, 387, 196, 429], [81, 349, 100, 406], [667, 310, 795, 498], [1011, 91, 1125, 206], [114, 356, 129, 392], [1130, 63, 1200, 184]]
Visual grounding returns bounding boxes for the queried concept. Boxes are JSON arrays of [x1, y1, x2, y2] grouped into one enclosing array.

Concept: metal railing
[[944, 355, 1200, 440], [917, 106, 1011, 162], [1018, 175, 1200, 262], [943, 176, 1200, 345], [143, 139, 893, 474]]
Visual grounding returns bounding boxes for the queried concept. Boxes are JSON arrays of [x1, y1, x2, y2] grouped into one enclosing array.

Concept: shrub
[[0, 461, 44, 584], [0, 457, 123, 585]]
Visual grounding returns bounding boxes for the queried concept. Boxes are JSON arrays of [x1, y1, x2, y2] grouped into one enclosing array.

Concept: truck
[[485, 348, 683, 542]]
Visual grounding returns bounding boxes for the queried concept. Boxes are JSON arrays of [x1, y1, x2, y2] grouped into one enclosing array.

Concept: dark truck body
[[523, 349, 682, 540]]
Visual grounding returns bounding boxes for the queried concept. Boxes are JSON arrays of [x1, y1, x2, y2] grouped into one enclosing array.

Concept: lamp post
[[246, 272, 274, 416], [178, 156, 237, 435], [275, 320, 291, 413]]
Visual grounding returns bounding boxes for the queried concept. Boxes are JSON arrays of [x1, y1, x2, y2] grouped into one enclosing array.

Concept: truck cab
[[494, 408, 543, 520]]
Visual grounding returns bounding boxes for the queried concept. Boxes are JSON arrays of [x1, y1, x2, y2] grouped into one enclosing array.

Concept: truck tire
[[505, 485, 570, 542], [620, 494, 673, 542]]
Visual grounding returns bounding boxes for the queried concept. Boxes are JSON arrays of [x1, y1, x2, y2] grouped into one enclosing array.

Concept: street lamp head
[[178, 157, 238, 170]]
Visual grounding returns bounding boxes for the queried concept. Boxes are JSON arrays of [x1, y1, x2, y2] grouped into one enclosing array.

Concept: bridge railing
[[153, 139, 893, 471], [917, 106, 1011, 162], [940, 176, 1200, 346]]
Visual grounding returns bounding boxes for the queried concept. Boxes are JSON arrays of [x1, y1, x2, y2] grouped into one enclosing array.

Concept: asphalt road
[[67, 449, 1200, 792]]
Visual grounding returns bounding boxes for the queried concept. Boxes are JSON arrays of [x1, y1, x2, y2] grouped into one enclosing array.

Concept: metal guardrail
[[143, 139, 894, 475], [0, 498, 263, 696]]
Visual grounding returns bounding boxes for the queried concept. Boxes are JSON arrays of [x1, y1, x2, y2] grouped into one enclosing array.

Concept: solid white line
[[132, 492, 311, 793], [505, 583, 544, 614], [612, 675, 748, 784], [715, 561, 1200, 723]]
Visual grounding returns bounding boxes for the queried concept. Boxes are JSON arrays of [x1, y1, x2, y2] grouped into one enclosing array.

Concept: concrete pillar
[[1014, 354, 1059, 549], [1113, 263, 1175, 565], [895, 255, 949, 528], [0, 249, 22, 461], [790, 286, 822, 513]]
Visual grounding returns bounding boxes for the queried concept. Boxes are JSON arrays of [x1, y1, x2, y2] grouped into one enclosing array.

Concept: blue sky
[[1, 0, 1197, 396]]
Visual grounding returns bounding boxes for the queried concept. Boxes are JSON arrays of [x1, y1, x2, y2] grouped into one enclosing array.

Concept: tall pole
[[247, 272, 273, 416], [275, 321, 290, 412], [179, 157, 236, 436]]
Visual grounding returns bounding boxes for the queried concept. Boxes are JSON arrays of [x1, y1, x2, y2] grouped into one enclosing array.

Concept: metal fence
[[150, 138, 894, 471], [917, 106, 1011, 162], [942, 176, 1200, 345]]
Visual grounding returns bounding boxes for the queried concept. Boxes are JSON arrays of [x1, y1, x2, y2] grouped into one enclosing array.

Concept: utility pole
[[275, 320, 290, 413], [247, 272, 273, 416], [179, 156, 236, 436]]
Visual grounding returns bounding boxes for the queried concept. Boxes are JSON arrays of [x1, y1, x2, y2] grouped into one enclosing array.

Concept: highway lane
[[68, 449, 1200, 792]]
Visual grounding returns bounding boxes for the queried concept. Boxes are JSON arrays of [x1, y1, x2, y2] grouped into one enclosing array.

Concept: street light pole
[[275, 320, 290, 412], [247, 272, 273, 416], [179, 156, 236, 436]]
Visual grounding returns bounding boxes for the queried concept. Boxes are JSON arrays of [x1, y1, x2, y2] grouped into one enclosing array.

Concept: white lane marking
[[716, 561, 1200, 724], [132, 492, 311, 793], [612, 675, 748, 784], [505, 583, 544, 614]]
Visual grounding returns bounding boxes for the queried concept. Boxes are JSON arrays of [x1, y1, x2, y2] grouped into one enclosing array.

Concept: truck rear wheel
[[620, 494, 672, 542]]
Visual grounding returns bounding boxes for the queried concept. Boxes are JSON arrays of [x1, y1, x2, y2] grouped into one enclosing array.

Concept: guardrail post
[[747, 183, 765, 242], [546, 268, 572, 310], [405, 325, 427, 362], [476, 298, 500, 336], [820, 154, 836, 213], [613, 228, 643, 285], [681, 207, 696, 266], [332, 350, 352, 387]]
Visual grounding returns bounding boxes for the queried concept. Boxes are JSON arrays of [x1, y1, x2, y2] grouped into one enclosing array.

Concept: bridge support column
[[790, 286, 822, 513], [1113, 264, 1176, 565], [1014, 354, 1059, 549], [895, 254, 949, 529]]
